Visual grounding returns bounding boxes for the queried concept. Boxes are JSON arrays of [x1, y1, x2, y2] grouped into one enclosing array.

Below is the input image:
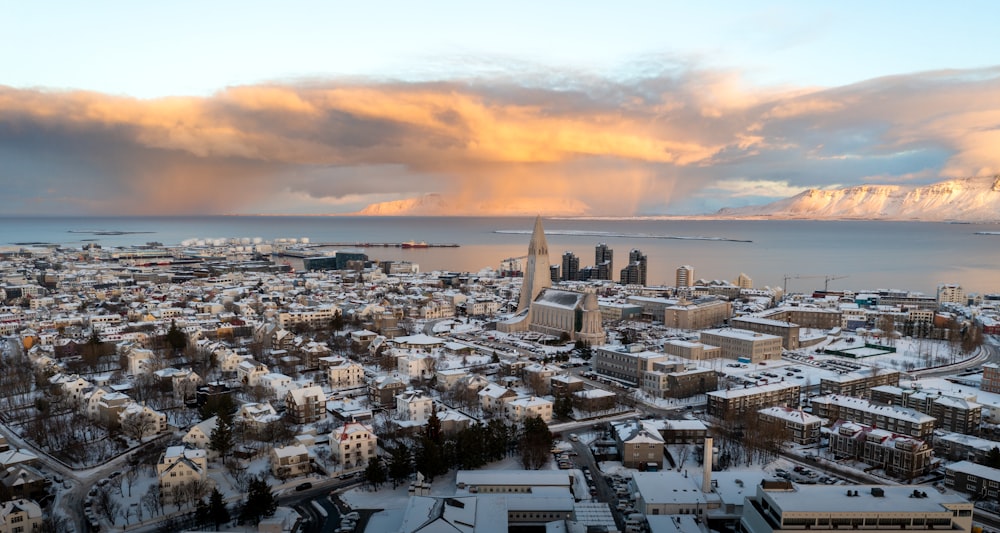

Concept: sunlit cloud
[[1, 64, 999, 215]]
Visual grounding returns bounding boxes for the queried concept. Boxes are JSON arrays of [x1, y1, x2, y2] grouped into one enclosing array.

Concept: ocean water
[[1, 216, 999, 295]]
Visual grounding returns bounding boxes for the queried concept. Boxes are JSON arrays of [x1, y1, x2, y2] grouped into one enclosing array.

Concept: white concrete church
[[498, 217, 605, 344]]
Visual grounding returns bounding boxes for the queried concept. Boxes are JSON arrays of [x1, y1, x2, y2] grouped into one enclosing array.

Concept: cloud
[[1, 64, 1000, 215]]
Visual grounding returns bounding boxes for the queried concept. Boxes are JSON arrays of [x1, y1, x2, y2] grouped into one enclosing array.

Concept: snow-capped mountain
[[716, 176, 1000, 221]]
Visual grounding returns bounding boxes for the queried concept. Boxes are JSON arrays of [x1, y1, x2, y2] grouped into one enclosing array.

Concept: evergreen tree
[[988, 447, 1000, 469], [485, 419, 511, 461], [452, 423, 487, 469], [195, 499, 210, 528], [364, 456, 387, 489], [519, 416, 553, 470], [415, 435, 446, 481], [209, 409, 235, 461], [165, 320, 188, 353], [387, 443, 412, 488], [239, 476, 277, 525], [425, 410, 443, 444], [553, 394, 573, 420], [208, 488, 230, 531]]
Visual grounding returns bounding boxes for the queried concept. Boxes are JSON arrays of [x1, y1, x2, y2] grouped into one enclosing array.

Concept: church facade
[[499, 216, 605, 344]]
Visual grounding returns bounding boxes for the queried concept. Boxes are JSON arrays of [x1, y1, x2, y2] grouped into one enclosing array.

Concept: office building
[[595, 243, 613, 280]]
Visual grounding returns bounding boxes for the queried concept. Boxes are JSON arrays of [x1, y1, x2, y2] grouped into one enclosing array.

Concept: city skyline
[[2, 2, 1000, 216]]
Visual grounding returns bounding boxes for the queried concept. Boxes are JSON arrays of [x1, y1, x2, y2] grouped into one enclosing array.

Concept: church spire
[[516, 216, 552, 313]]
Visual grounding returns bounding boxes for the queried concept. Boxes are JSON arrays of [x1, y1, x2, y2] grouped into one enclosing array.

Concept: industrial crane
[[783, 274, 849, 294]]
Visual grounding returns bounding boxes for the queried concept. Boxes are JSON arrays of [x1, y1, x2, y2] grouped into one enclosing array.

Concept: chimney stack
[[703, 437, 714, 493]]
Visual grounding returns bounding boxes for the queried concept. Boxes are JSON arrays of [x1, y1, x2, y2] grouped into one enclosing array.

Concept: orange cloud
[[2, 65, 999, 215]]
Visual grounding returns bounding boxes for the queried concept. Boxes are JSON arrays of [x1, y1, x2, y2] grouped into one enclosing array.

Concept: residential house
[[271, 444, 312, 479], [0, 499, 43, 533], [330, 422, 377, 471], [157, 446, 210, 506], [285, 386, 327, 425]]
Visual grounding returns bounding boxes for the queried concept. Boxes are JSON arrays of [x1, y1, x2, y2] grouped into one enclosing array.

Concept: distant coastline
[[494, 229, 752, 243]]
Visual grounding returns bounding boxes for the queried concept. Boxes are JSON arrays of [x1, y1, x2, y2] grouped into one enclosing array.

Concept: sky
[[2, 1, 1000, 216]]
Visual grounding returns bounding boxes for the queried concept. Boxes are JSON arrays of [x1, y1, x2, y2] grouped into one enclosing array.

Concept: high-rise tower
[[676, 265, 695, 288], [595, 243, 613, 280], [516, 216, 552, 313], [561, 252, 580, 281]]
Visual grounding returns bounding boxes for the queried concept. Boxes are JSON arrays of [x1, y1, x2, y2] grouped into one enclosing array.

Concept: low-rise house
[[182, 416, 219, 458], [478, 383, 517, 414], [369, 374, 407, 408], [396, 389, 434, 423], [945, 461, 1000, 499], [157, 446, 210, 506], [331, 421, 377, 471], [285, 385, 327, 425], [119, 402, 168, 438], [661, 419, 709, 444], [236, 402, 282, 435], [572, 389, 617, 414], [327, 358, 365, 391], [0, 499, 43, 533], [505, 396, 553, 423], [612, 420, 665, 470], [0, 465, 49, 501], [271, 444, 312, 479]]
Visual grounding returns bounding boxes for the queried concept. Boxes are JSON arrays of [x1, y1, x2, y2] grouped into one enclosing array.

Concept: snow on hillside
[[717, 176, 1000, 221]]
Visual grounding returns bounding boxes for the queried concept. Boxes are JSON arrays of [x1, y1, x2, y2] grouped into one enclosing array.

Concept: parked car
[[296, 482, 313, 491]]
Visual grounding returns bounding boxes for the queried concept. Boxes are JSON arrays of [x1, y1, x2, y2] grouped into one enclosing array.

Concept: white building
[[330, 421, 377, 471], [739, 483, 973, 533], [271, 444, 312, 478], [396, 389, 435, 423]]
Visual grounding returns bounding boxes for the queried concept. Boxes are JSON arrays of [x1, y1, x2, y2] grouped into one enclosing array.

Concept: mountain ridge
[[715, 176, 1000, 221]]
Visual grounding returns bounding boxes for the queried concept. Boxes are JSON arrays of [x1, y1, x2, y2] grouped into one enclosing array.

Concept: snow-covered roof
[[812, 395, 935, 424], [708, 381, 799, 399], [946, 460, 1000, 482], [758, 406, 823, 425], [762, 484, 968, 514]]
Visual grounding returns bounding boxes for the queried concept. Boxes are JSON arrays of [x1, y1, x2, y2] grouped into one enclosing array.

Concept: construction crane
[[500, 255, 528, 277], [783, 274, 849, 294]]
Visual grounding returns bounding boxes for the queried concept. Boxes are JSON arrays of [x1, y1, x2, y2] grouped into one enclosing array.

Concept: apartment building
[[819, 369, 900, 399], [829, 421, 933, 479], [809, 395, 936, 441], [757, 406, 823, 445], [870, 385, 981, 435], [707, 382, 801, 420]]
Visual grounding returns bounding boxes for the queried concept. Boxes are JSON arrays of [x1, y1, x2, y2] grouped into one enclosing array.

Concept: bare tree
[[121, 409, 157, 441], [94, 483, 121, 522], [142, 484, 163, 518]]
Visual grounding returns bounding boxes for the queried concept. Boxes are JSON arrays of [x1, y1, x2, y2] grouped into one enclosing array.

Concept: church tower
[[516, 216, 552, 313]]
